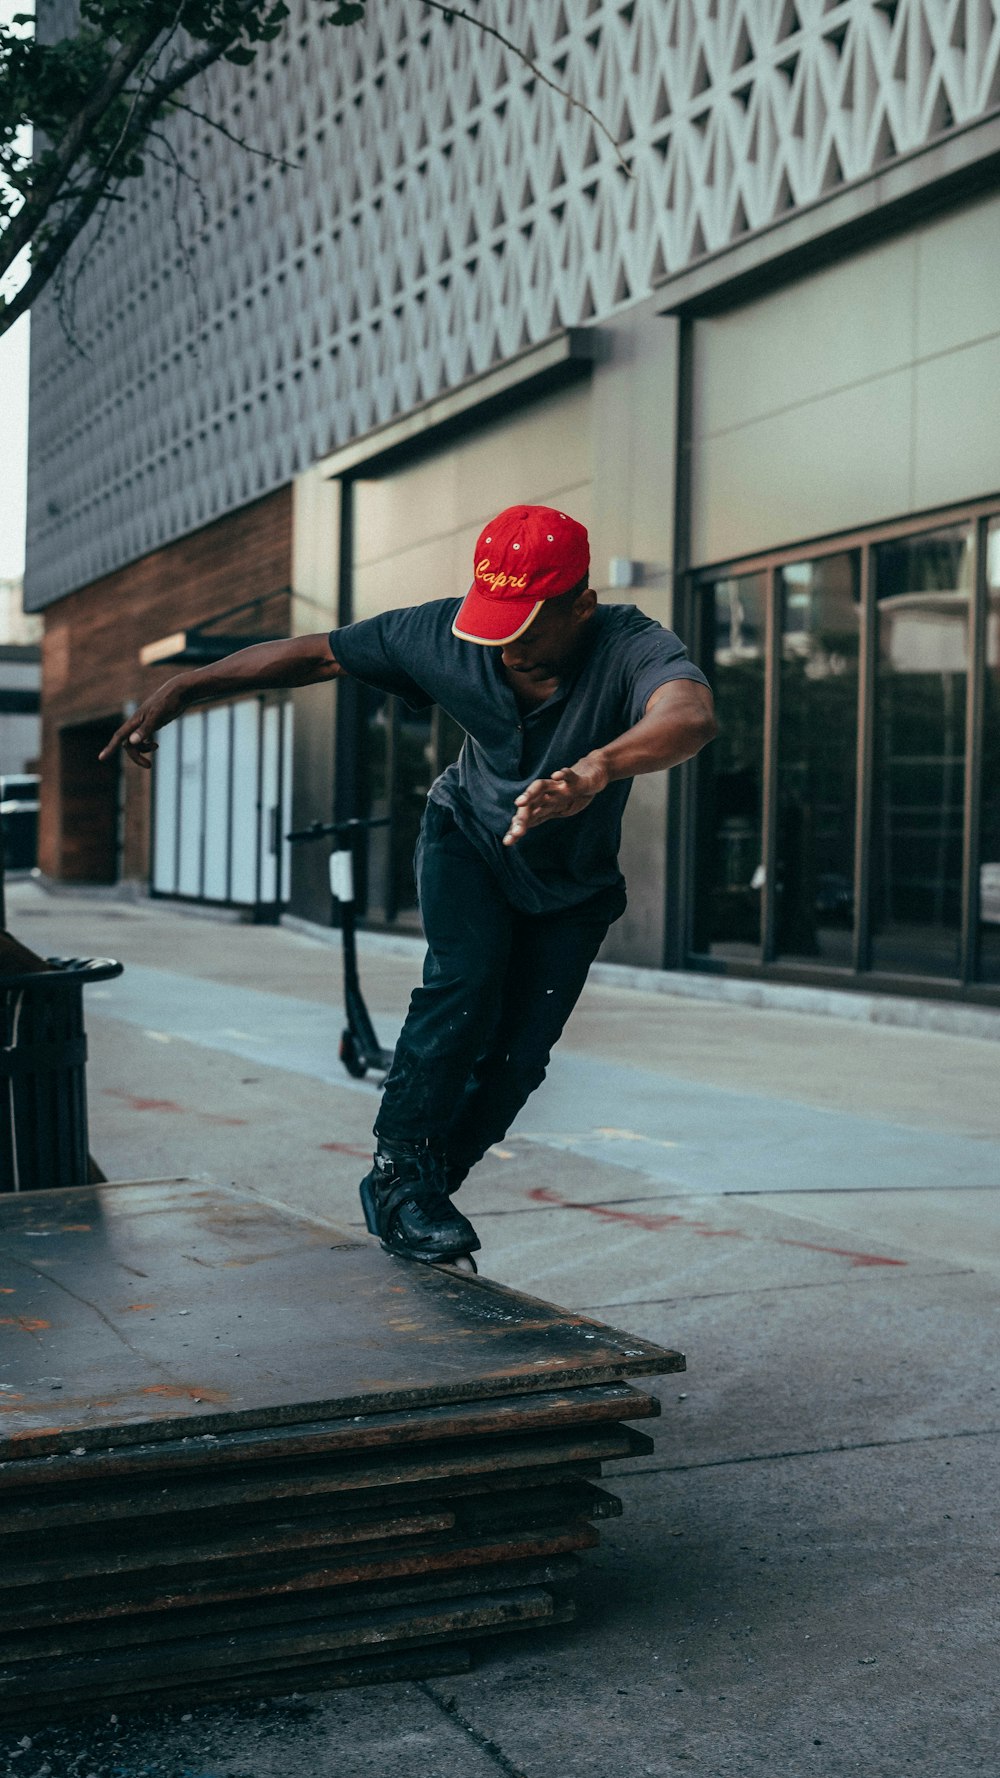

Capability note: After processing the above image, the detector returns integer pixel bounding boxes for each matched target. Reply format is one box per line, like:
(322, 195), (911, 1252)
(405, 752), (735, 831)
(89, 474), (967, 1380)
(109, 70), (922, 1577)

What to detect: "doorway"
(58, 716), (123, 883)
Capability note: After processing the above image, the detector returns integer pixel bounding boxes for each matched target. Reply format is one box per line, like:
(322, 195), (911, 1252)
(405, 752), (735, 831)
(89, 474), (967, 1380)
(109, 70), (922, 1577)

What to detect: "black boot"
(445, 1157), (472, 1197)
(359, 1137), (481, 1270)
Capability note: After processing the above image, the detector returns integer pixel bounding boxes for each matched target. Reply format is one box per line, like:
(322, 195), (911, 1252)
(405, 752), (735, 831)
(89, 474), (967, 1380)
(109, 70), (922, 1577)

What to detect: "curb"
(281, 913), (1000, 1045)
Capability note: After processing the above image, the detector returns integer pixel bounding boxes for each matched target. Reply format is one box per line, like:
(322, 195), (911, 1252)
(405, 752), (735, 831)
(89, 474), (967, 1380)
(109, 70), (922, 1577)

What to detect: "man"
(103, 504), (717, 1273)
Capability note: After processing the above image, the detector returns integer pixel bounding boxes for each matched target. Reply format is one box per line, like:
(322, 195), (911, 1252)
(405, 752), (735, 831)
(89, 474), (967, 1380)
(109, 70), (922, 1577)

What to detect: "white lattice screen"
(25, 0), (1000, 607)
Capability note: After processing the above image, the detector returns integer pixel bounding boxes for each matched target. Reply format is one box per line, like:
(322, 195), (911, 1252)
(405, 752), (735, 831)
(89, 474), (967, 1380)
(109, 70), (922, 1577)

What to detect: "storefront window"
(357, 693), (463, 928)
(776, 554), (860, 966)
(870, 526), (972, 978)
(979, 521), (1000, 982)
(691, 572), (767, 959)
(688, 508), (1000, 998)
(356, 686), (393, 917)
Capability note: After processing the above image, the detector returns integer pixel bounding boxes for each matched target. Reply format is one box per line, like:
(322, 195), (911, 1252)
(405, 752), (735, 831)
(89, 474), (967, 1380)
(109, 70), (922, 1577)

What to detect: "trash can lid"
(0, 956), (124, 990)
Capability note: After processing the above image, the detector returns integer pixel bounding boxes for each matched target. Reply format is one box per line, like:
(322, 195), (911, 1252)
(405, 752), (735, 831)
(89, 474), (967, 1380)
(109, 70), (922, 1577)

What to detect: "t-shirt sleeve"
(327, 608), (435, 711)
(621, 619), (710, 726)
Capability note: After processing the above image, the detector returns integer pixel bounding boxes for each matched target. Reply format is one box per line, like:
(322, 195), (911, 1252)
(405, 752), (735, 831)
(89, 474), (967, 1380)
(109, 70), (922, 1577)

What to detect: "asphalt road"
(4, 879), (999, 1778)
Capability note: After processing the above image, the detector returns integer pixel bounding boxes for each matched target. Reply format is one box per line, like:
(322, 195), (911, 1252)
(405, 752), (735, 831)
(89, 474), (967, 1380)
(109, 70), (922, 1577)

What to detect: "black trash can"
(0, 806), (38, 871)
(0, 957), (123, 1192)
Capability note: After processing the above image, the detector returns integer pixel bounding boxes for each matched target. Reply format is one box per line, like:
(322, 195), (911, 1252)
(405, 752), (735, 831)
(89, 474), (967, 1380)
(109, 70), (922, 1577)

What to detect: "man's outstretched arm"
(505, 678), (717, 845)
(99, 633), (343, 768)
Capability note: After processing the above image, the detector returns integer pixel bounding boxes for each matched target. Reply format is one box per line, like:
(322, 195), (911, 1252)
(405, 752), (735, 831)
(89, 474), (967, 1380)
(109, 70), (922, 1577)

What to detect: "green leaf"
(326, 2), (366, 24)
(223, 44), (257, 63)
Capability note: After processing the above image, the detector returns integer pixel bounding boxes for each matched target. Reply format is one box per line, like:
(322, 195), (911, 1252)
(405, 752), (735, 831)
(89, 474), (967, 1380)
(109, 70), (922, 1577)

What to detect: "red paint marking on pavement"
(320, 1142), (372, 1159)
(103, 1089), (246, 1126)
(529, 1184), (682, 1229)
(527, 1186), (904, 1265)
(103, 1090), (184, 1114)
(526, 1185), (744, 1237)
(0, 1317), (51, 1332)
(777, 1238), (906, 1268)
(123, 1303), (156, 1312)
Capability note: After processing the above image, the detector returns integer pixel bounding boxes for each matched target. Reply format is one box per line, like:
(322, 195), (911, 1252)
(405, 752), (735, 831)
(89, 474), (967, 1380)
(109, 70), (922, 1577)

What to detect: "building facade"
(0, 579), (41, 783)
(25, 0), (1000, 1001)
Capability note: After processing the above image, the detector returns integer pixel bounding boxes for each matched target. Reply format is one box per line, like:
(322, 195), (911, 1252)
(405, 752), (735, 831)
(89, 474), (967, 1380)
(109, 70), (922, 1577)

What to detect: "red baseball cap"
(452, 504), (590, 645)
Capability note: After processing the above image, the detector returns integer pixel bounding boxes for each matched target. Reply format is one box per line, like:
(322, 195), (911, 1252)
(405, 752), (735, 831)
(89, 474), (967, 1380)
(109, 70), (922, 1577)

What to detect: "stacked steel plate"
(0, 1179), (683, 1716)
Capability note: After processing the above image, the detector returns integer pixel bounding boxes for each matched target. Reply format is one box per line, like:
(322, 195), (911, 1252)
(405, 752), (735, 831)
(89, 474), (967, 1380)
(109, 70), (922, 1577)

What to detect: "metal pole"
(0, 807), (7, 930)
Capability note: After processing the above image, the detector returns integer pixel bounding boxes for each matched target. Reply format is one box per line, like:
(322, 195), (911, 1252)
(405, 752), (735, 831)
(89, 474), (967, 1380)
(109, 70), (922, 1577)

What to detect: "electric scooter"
(287, 816), (394, 1080)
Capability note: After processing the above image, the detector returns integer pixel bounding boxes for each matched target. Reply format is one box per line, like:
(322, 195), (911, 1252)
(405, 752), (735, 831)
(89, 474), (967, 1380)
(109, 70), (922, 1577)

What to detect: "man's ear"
(575, 586), (598, 624)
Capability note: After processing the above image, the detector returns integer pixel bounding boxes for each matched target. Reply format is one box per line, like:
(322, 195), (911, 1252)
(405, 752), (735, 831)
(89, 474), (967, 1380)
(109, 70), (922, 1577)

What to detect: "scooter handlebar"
(286, 816), (392, 843)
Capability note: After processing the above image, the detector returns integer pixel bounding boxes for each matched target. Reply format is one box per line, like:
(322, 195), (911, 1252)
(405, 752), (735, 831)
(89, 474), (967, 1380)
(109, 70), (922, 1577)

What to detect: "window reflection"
(692, 572), (767, 959)
(358, 692), (463, 929)
(870, 526), (972, 978)
(776, 554), (860, 965)
(979, 521), (1000, 982)
(357, 686), (392, 917)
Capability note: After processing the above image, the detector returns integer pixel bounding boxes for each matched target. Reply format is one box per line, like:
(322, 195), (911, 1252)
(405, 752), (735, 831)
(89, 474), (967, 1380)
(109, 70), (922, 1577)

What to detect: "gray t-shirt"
(328, 598), (708, 914)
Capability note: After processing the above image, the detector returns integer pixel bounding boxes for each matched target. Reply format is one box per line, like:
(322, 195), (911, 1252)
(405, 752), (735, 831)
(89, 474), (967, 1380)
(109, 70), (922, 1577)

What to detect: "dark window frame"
(681, 493), (1000, 1006)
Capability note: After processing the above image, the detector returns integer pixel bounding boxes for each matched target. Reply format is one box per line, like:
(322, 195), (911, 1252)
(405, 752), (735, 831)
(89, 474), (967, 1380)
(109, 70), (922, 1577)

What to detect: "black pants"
(374, 801), (626, 1174)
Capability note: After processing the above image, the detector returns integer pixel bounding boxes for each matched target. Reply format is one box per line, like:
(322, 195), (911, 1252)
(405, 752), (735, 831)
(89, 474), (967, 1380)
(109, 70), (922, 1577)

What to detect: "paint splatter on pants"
(374, 799), (626, 1175)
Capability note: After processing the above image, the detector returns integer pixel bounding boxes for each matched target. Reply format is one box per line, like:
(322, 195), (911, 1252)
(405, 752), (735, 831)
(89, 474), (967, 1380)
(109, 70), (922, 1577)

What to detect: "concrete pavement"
(4, 878), (999, 1778)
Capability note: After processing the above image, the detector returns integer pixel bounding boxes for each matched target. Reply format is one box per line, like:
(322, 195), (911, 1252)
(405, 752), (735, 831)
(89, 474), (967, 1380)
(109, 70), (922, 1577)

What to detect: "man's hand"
(502, 679), (718, 846)
(99, 680), (187, 769)
(504, 757), (610, 846)
(98, 634), (343, 768)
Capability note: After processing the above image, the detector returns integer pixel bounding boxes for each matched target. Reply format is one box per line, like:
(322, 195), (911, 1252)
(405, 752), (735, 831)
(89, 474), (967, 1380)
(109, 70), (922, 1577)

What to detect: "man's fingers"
(506, 772), (591, 844)
(101, 720), (147, 760)
(515, 777), (573, 809)
(101, 714), (161, 767)
(125, 743), (156, 768)
(98, 724), (130, 761)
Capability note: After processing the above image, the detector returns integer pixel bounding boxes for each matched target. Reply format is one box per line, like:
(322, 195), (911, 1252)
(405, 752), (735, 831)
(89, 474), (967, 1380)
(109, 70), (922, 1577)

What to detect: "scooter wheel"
(339, 1029), (368, 1079)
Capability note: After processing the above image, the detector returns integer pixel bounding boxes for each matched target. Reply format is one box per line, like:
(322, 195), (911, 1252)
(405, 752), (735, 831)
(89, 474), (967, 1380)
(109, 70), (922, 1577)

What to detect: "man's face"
(499, 588), (596, 682)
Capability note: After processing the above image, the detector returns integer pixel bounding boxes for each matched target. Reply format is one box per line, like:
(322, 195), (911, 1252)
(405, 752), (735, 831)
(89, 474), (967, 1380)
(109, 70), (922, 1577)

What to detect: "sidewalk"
(5, 879), (1000, 1778)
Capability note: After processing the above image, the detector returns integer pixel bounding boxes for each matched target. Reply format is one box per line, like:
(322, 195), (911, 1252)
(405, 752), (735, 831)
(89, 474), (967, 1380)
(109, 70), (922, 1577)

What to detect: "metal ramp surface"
(0, 1178), (684, 1716)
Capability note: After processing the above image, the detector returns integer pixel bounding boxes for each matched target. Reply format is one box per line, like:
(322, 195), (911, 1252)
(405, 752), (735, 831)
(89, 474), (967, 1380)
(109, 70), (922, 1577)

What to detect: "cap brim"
(452, 587), (544, 646)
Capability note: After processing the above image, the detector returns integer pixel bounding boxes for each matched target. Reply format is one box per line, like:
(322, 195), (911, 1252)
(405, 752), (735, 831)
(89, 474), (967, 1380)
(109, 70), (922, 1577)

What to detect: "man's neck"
(505, 671), (560, 714)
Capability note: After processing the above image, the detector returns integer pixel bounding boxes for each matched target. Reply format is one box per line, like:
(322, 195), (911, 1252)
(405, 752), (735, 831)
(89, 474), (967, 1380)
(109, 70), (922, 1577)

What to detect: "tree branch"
(420, 0), (633, 176)
(2, 164), (114, 332)
(169, 97), (302, 173)
(0, 3), (280, 329)
(0, 22), (167, 273)
(0, 0), (267, 278)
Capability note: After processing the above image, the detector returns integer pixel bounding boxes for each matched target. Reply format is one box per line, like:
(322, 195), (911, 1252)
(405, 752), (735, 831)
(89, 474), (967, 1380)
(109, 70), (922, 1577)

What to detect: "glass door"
(775, 554), (861, 966)
(688, 510), (1000, 996)
(690, 571), (768, 960)
(978, 520), (1000, 983)
(869, 526), (973, 979)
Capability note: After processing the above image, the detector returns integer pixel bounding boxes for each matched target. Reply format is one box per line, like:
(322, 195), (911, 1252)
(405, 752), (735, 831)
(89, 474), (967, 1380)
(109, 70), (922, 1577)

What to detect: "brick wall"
(40, 488), (293, 882)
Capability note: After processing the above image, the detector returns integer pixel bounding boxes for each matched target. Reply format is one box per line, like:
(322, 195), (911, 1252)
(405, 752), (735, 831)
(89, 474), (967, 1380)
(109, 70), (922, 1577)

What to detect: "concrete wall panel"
(354, 458), (460, 569)
(352, 535), (458, 622)
(289, 469), (341, 921)
(913, 334), (1000, 514)
(586, 304), (681, 966)
(691, 194), (1000, 570)
(352, 386), (595, 611)
(694, 236), (918, 441)
(915, 194), (1000, 360)
(693, 370), (914, 566)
